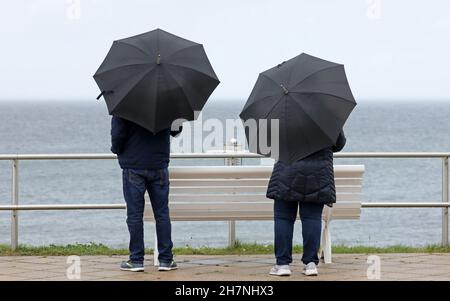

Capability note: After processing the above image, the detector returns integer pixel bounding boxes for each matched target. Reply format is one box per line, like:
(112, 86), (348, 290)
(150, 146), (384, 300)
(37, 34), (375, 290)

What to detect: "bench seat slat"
(170, 178), (363, 187)
(167, 165), (364, 179)
(170, 185), (363, 194)
(167, 193), (361, 203)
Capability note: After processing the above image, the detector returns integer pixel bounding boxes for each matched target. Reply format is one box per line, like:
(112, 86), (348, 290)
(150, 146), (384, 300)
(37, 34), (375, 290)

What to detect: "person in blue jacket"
(266, 131), (346, 276)
(111, 116), (182, 272)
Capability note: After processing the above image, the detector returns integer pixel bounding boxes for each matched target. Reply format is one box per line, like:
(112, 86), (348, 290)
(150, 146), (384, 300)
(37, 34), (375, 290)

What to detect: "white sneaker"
(302, 262), (318, 276)
(269, 265), (291, 276)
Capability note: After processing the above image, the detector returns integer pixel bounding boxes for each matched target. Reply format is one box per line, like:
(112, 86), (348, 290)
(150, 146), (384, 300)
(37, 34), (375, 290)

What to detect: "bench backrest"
(144, 165), (364, 221)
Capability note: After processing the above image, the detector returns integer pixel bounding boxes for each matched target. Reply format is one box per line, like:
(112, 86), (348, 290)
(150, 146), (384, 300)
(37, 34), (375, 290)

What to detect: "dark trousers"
(122, 168), (173, 264)
(274, 200), (324, 265)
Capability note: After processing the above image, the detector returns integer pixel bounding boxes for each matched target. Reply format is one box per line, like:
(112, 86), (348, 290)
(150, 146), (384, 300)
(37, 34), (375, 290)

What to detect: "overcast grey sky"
(1, 0), (449, 101)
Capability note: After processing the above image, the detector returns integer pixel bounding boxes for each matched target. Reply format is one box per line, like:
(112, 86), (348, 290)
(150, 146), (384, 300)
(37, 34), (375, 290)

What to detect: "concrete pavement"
(0, 253), (449, 281)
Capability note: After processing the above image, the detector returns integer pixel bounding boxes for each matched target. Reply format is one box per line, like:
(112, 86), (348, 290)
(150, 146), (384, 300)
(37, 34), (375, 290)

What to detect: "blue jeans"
(122, 168), (173, 264)
(274, 200), (324, 265)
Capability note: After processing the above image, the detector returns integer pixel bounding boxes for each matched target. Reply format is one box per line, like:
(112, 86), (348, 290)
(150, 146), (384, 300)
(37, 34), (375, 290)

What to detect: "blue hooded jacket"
(110, 116), (182, 169)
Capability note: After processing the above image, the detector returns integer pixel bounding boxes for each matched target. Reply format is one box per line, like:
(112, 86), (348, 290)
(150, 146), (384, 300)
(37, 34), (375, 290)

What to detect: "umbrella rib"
(115, 40), (150, 57)
(156, 29), (160, 54)
(151, 68), (159, 131)
(289, 96), (336, 143)
(260, 73), (286, 90)
(164, 67), (196, 111)
(262, 94), (285, 119)
(283, 96), (290, 161)
(289, 65), (342, 90)
(165, 62), (217, 80)
(109, 66), (157, 114)
(276, 95), (311, 163)
(95, 62), (154, 77)
(285, 54), (303, 86)
(165, 44), (201, 61)
(289, 91), (356, 105)
(241, 94), (283, 119)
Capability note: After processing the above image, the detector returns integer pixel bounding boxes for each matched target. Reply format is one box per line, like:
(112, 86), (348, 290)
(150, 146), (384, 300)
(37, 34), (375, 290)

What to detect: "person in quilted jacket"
(266, 131), (346, 276)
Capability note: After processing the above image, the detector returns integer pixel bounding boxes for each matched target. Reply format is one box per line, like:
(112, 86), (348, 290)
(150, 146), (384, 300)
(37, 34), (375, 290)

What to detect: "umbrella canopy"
(94, 28), (220, 133)
(239, 53), (356, 164)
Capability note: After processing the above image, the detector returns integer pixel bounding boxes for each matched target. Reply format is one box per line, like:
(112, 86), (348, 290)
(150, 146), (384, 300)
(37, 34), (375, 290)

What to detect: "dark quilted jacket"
(266, 131), (346, 204)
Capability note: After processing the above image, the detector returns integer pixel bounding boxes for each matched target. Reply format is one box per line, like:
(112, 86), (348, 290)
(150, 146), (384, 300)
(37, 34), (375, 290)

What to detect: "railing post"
(228, 220), (236, 247)
(11, 159), (19, 250)
(442, 157), (449, 245)
(225, 138), (240, 247)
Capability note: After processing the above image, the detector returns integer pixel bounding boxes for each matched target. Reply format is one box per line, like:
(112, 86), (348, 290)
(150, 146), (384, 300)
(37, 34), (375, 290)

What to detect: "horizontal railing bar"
(0, 152), (449, 161)
(335, 152), (450, 158)
(0, 154), (117, 160)
(0, 204), (126, 210)
(0, 202), (450, 211)
(361, 202), (450, 208)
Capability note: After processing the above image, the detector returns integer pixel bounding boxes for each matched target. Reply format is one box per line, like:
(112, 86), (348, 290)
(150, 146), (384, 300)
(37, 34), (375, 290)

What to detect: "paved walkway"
(0, 253), (449, 281)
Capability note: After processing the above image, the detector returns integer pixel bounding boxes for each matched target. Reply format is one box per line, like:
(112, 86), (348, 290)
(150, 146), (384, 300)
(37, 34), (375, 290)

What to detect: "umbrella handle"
(96, 90), (114, 100)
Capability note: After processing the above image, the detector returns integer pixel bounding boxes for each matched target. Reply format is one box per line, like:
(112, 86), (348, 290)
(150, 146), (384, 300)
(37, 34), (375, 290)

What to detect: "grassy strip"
(1, 241), (449, 256)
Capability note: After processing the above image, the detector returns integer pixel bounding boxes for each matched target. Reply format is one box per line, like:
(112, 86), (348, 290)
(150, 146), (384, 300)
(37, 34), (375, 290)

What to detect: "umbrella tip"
(280, 84), (289, 95)
(277, 61), (286, 68)
(156, 54), (161, 65)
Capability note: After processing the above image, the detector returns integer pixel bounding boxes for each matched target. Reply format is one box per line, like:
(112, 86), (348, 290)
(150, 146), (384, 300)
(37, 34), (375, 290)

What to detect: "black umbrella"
(239, 53), (356, 164)
(94, 28), (220, 133)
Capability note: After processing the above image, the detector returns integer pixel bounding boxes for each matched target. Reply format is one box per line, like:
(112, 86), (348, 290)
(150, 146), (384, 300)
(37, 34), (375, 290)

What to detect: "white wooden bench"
(144, 164), (364, 265)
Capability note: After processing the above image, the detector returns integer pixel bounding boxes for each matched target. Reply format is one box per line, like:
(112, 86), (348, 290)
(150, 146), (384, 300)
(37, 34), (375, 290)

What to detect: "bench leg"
(317, 223), (325, 260)
(153, 223), (159, 266)
(321, 220), (332, 264)
(319, 207), (333, 264)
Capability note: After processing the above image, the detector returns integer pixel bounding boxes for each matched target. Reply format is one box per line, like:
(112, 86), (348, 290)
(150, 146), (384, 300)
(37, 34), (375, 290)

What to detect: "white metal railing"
(0, 152), (449, 250)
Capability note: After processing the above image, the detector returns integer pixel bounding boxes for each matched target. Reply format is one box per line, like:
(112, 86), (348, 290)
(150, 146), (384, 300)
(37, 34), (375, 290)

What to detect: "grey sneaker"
(269, 265), (291, 276)
(158, 260), (178, 271)
(302, 262), (318, 276)
(120, 260), (144, 272)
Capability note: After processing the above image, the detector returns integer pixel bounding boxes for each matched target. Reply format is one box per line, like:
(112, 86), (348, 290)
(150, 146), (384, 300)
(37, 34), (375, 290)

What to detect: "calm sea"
(0, 99), (449, 248)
